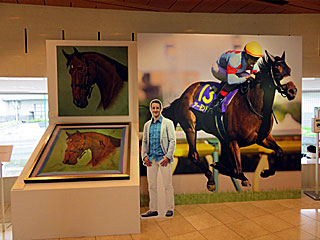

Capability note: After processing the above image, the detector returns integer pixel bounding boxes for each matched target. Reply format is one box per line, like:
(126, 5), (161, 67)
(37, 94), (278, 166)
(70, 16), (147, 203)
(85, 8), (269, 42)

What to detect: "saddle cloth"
(190, 82), (238, 113)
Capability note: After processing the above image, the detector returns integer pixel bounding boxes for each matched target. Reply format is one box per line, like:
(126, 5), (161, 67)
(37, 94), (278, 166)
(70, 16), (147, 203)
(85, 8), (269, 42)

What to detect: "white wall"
(0, 3), (320, 78)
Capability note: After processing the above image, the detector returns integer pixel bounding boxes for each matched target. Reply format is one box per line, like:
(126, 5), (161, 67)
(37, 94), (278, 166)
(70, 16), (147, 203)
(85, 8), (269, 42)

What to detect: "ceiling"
(1, 0), (320, 14)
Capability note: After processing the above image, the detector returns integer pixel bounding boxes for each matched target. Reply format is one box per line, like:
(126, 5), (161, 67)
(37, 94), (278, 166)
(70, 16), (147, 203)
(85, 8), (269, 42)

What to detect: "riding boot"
(205, 89), (229, 114)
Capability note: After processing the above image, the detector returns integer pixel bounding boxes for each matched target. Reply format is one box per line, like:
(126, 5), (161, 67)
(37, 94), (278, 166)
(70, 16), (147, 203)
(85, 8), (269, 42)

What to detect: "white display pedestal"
(11, 124), (140, 240)
(0, 145), (13, 233)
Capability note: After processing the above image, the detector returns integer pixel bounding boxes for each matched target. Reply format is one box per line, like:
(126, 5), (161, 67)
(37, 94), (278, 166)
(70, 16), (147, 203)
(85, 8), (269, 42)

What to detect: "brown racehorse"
(63, 131), (121, 167)
(162, 51), (297, 191)
(62, 48), (128, 110)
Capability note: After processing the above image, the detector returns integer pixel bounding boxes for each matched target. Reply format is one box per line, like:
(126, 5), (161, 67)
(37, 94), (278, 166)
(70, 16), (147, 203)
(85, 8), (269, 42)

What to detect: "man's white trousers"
(147, 160), (174, 212)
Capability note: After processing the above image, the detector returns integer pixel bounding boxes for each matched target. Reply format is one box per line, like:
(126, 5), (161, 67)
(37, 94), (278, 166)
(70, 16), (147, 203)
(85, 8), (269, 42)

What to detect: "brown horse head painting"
(62, 47), (128, 110)
(161, 50), (297, 191)
(63, 130), (121, 167)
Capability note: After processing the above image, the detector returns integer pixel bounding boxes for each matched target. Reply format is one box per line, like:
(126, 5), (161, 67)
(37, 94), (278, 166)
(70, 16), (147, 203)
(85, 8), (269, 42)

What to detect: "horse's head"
(63, 130), (86, 165)
(263, 50), (297, 100)
(62, 48), (96, 108)
(265, 50), (291, 83)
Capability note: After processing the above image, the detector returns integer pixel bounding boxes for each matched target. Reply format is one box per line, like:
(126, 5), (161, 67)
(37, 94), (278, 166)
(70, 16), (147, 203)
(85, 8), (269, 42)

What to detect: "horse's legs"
(178, 99), (215, 191)
(257, 134), (283, 178)
(228, 140), (250, 186)
(182, 126), (215, 191)
(211, 142), (249, 186)
(212, 142), (234, 177)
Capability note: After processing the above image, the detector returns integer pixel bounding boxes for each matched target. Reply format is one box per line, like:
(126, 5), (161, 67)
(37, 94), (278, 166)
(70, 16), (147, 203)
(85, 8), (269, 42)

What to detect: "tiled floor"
(3, 194), (320, 240)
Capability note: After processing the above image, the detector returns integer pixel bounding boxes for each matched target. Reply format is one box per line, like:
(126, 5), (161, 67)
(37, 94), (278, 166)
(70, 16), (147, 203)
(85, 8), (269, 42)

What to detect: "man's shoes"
(141, 211), (158, 218)
(165, 210), (174, 217)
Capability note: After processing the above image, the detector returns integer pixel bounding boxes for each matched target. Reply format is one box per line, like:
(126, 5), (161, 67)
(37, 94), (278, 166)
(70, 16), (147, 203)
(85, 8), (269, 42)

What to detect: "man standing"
(141, 99), (176, 218)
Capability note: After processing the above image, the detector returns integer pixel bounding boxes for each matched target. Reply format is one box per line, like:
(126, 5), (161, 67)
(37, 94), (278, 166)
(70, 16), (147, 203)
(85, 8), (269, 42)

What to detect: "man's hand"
(143, 156), (152, 167)
(160, 156), (170, 167)
(245, 73), (256, 80)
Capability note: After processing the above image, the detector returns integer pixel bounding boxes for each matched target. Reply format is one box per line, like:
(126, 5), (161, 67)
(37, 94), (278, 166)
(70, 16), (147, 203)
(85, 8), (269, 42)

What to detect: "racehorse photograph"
(161, 50), (297, 191)
(138, 33), (301, 197)
(24, 123), (130, 183)
(56, 45), (129, 116)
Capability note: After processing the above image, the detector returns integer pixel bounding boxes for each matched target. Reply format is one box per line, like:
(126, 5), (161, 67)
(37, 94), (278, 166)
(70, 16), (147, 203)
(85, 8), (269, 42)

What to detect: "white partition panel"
(11, 41), (140, 239)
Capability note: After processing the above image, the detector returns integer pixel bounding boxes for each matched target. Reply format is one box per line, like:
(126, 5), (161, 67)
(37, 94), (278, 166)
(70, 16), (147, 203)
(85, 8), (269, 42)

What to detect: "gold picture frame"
(25, 123), (130, 183)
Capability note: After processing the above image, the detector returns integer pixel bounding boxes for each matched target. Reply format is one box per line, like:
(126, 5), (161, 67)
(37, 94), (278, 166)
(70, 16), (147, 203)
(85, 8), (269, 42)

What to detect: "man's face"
(151, 102), (161, 119)
(245, 53), (259, 67)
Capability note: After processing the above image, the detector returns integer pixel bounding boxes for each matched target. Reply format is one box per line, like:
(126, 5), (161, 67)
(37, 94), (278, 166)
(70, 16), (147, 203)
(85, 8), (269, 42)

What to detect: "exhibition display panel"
(11, 40), (140, 240)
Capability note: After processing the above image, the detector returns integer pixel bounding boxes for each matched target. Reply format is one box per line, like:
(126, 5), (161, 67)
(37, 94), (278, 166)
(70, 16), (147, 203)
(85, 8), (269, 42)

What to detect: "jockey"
(206, 41), (263, 114)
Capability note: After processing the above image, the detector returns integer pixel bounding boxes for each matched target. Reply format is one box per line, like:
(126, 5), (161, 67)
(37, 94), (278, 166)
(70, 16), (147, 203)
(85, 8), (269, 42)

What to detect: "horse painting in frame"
(24, 123), (130, 183)
(54, 42), (132, 117)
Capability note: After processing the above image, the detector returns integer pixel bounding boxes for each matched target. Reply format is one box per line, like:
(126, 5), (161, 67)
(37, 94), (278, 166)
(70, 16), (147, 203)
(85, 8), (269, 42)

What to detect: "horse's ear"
(76, 130), (81, 135)
(62, 49), (71, 61)
(73, 47), (80, 56)
(281, 51), (286, 60)
(66, 131), (71, 138)
(265, 50), (275, 63)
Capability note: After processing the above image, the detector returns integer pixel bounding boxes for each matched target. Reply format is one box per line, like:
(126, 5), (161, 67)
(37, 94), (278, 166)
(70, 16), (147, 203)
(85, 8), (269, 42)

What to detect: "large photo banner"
(138, 33), (301, 195)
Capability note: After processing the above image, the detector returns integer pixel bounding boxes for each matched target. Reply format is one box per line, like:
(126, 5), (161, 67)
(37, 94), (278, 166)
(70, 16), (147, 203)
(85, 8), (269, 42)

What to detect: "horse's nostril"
(288, 89), (295, 95)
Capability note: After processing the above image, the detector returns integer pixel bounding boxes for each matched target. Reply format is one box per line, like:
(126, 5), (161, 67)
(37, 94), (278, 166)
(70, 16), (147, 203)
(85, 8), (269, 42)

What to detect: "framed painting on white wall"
(46, 40), (137, 123)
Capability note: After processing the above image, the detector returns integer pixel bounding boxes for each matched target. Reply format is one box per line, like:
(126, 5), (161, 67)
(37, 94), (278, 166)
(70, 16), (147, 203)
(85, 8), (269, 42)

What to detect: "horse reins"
(71, 57), (94, 98)
(66, 134), (87, 159)
(270, 62), (287, 98)
(245, 62), (287, 120)
(246, 88), (263, 119)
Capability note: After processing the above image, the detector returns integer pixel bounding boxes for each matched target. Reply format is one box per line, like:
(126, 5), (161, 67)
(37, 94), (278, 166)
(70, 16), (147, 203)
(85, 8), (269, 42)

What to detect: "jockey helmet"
(244, 41), (263, 58)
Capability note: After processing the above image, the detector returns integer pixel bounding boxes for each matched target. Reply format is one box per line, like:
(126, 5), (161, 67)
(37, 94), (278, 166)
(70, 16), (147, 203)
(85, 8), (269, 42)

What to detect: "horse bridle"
(66, 135), (87, 159)
(246, 61), (287, 119)
(70, 57), (94, 99)
(269, 61), (288, 98)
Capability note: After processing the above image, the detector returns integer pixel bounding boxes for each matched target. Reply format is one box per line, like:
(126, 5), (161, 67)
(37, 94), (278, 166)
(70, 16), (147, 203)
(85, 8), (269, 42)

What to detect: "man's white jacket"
(141, 116), (176, 163)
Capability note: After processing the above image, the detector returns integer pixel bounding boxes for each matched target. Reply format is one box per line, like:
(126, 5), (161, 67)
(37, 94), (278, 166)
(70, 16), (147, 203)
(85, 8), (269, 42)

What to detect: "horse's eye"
(77, 67), (83, 71)
(274, 65), (282, 73)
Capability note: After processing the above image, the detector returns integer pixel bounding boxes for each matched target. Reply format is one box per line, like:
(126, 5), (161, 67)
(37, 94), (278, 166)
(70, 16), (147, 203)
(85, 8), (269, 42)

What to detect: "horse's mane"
(66, 50), (128, 82)
(93, 52), (128, 82)
(257, 56), (270, 76)
(67, 131), (121, 147)
(162, 99), (180, 128)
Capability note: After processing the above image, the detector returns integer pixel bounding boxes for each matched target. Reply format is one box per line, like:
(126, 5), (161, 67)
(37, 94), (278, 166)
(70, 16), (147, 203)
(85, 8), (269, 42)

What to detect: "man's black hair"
(307, 145), (316, 154)
(149, 99), (163, 109)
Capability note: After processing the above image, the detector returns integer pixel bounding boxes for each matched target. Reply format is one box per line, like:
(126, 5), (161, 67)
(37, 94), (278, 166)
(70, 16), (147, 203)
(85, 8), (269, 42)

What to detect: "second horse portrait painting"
(25, 123), (130, 183)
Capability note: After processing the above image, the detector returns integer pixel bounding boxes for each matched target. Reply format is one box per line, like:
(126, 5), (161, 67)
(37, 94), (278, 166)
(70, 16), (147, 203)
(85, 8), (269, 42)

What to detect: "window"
(0, 77), (48, 177)
(301, 78), (320, 153)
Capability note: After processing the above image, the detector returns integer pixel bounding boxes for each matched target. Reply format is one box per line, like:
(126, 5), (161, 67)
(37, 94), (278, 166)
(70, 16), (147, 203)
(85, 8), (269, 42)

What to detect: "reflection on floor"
(2, 194), (320, 240)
